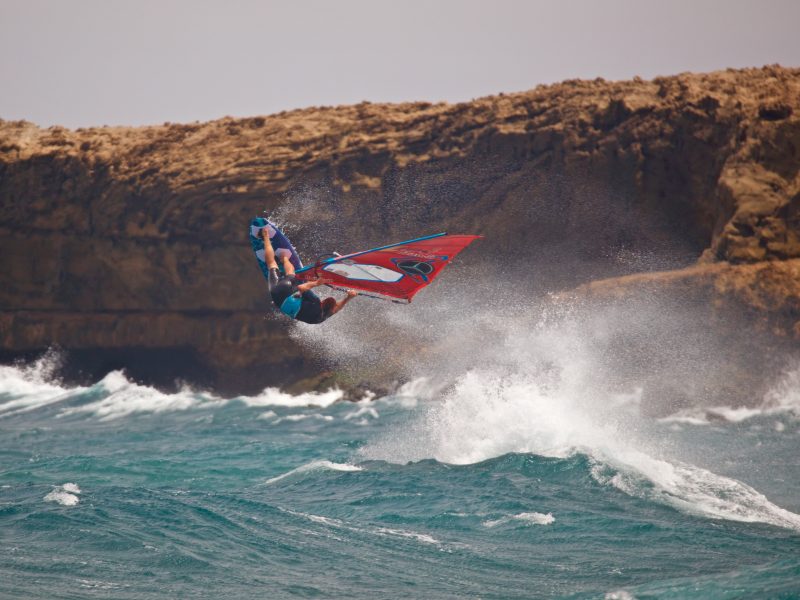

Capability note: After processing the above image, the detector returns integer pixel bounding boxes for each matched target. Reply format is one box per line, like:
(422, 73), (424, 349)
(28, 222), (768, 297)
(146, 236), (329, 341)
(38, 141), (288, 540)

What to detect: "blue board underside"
(249, 217), (304, 282)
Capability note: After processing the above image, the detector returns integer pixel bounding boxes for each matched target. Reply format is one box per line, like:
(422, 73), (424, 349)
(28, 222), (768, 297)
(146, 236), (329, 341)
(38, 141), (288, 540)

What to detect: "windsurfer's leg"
(280, 254), (295, 276)
(261, 228), (279, 270)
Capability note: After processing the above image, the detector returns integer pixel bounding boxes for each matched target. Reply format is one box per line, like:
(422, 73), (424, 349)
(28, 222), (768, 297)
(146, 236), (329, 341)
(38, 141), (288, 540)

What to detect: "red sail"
(296, 233), (481, 302)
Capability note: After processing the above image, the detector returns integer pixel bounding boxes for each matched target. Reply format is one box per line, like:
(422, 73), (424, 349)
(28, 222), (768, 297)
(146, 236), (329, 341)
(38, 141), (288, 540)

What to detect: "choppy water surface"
(1, 354), (799, 599)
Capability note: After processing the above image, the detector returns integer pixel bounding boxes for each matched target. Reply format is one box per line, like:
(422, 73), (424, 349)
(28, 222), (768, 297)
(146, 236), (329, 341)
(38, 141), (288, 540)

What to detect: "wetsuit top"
(268, 270), (326, 324)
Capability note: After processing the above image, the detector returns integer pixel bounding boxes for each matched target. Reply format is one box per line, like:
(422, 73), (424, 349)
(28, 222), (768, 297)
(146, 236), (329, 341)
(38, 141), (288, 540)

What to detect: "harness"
(279, 293), (303, 319)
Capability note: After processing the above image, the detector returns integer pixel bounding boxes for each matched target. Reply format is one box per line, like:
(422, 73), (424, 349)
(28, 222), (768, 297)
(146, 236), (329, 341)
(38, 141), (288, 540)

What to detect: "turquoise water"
(1, 356), (799, 599)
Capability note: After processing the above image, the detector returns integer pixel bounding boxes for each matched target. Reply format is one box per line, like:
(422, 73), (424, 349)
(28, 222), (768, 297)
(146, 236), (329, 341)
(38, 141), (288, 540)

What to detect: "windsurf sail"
(295, 233), (481, 302)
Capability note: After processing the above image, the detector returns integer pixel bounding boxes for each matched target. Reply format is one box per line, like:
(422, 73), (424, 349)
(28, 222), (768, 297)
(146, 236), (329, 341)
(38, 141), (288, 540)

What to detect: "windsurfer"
(260, 227), (357, 323)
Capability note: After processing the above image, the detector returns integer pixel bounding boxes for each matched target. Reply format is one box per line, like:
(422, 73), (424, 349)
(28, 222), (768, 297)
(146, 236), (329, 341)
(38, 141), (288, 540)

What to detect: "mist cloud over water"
(288, 243), (800, 530)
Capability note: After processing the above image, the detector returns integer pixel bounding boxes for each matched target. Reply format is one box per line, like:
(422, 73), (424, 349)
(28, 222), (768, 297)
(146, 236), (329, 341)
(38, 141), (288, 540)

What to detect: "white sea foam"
(78, 579), (125, 591)
(659, 406), (765, 425)
(61, 482), (81, 494)
(658, 412), (713, 426)
(1, 351), (351, 420)
(0, 353), (86, 418)
(271, 413), (335, 424)
(43, 491), (79, 506)
(344, 405), (380, 420)
(265, 460), (363, 484)
(44, 483), (81, 506)
(708, 406), (766, 422)
(0, 359), (347, 420)
(236, 387), (344, 409)
(375, 527), (440, 545)
(302, 512), (345, 528)
(279, 507), (441, 546)
(59, 371), (225, 420)
(483, 512), (555, 528)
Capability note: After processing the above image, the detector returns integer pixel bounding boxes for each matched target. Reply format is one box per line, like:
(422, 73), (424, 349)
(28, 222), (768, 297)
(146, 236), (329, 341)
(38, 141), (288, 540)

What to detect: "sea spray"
(0, 351), (84, 418)
(292, 274), (800, 531)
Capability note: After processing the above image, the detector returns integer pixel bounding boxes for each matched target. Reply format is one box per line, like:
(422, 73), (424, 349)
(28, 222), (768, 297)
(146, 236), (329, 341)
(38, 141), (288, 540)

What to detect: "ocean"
(2, 294), (800, 599)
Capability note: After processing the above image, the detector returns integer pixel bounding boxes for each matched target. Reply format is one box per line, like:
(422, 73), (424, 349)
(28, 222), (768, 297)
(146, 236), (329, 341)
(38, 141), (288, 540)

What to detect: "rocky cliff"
(1, 65), (798, 395)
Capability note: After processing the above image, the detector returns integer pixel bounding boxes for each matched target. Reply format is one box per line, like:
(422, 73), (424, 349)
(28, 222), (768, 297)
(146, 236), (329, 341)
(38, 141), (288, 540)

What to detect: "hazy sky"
(2, 0), (798, 128)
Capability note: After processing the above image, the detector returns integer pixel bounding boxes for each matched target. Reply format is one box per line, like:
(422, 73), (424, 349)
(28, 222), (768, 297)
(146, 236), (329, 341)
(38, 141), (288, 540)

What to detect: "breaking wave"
(0, 354), (347, 421)
(361, 369), (800, 531)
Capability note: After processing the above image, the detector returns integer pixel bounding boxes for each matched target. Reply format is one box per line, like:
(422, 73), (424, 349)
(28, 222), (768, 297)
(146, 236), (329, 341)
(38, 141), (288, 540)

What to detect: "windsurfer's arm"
(296, 277), (329, 293)
(327, 290), (358, 316)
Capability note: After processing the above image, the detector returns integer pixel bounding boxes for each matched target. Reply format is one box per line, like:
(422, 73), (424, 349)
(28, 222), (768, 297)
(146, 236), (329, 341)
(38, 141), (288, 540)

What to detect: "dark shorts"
(296, 295), (324, 324)
(268, 271), (327, 324)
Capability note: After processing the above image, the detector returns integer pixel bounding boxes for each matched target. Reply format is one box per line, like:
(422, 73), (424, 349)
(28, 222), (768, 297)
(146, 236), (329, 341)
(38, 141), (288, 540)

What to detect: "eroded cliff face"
(1, 66), (798, 395)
